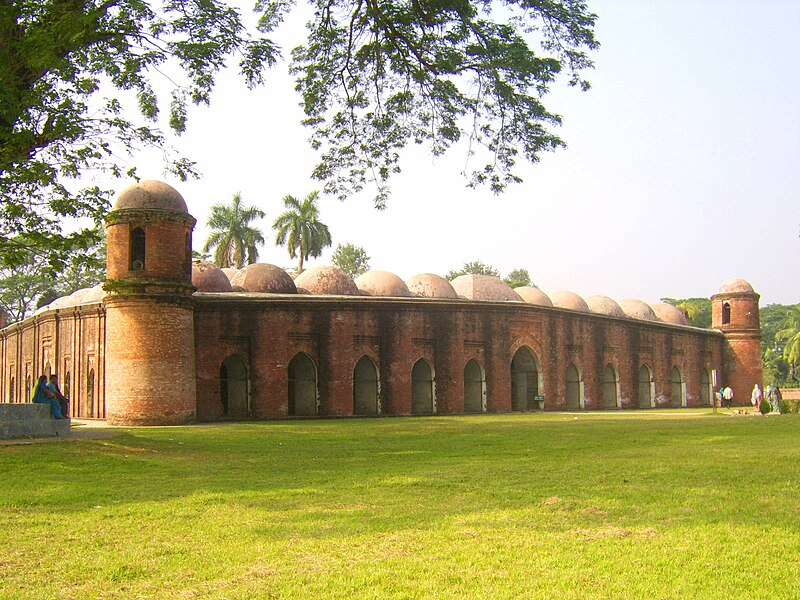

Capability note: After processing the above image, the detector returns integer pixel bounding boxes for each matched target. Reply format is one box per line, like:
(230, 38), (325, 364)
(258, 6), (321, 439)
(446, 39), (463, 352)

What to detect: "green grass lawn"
(1, 411), (798, 599)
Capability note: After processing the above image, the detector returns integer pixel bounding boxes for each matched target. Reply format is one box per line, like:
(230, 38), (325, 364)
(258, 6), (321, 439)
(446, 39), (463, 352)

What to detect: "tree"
(661, 298), (712, 329)
(0, 253), (54, 323)
(761, 304), (795, 385)
(294, 1), (598, 207)
(504, 268), (534, 289)
(203, 193), (266, 269)
(445, 261), (500, 281)
(1, 0), (278, 269)
(273, 191), (332, 273)
(775, 305), (800, 382)
(332, 243), (371, 278)
(1, 231), (107, 323)
(2, 1), (598, 264)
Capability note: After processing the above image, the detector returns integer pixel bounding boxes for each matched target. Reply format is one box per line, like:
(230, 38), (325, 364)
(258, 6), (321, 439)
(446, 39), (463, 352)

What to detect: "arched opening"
(44, 362), (51, 376)
(64, 372), (71, 400)
(511, 346), (542, 411)
(670, 366), (685, 408)
(463, 359), (486, 413)
(638, 365), (654, 409)
(353, 356), (380, 415)
(602, 364), (619, 409)
(220, 355), (250, 418)
(700, 369), (712, 407)
(130, 226), (146, 271)
(25, 375), (31, 402)
(288, 353), (318, 416)
(565, 363), (583, 410)
(722, 302), (731, 325)
(412, 359), (435, 415)
(9, 377), (14, 403)
(85, 369), (95, 417)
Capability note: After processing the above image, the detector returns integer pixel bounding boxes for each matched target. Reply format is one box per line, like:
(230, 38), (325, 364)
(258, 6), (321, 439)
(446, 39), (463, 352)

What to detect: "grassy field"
(1, 411), (799, 599)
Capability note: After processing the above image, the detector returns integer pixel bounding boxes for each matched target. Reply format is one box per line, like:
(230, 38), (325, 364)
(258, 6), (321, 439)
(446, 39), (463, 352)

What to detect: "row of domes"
(31, 259), (752, 329)
(192, 262), (701, 326)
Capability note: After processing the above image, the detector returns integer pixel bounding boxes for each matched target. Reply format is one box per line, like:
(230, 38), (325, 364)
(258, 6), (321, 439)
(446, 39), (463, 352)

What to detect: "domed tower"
(103, 180), (197, 425)
(711, 278), (762, 405)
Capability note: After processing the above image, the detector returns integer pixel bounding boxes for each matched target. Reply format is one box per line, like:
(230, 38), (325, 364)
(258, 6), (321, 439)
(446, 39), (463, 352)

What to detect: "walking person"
(722, 386), (734, 408)
(751, 384), (762, 412)
(31, 375), (66, 419)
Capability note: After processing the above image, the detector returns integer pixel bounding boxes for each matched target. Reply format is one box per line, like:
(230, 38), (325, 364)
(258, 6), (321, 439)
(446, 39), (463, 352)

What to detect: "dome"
(230, 263), (297, 294)
(549, 291), (589, 312)
(514, 286), (553, 307)
(650, 302), (689, 326)
(113, 180), (188, 213)
(46, 296), (68, 311)
(718, 277), (755, 294)
(81, 284), (106, 303)
(62, 288), (88, 307)
(294, 266), (360, 296)
(450, 274), (522, 302)
(619, 299), (659, 321)
(192, 260), (233, 292)
(586, 295), (625, 318)
(406, 273), (458, 299)
(355, 270), (411, 297)
(51, 286), (96, 308)
(221, 268), (239, 282)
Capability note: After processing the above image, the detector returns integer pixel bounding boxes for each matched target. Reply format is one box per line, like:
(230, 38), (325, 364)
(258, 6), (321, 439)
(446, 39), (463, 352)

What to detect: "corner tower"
(711, 277), (762, 405)
(103, 180), (197, 425)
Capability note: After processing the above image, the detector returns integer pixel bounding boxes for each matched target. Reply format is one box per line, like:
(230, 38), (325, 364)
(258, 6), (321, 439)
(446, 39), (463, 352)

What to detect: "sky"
(118, 0), (800, 306)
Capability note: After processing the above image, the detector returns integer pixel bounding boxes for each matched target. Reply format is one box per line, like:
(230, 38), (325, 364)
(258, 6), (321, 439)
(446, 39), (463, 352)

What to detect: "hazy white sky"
(121, 0), (800, 305)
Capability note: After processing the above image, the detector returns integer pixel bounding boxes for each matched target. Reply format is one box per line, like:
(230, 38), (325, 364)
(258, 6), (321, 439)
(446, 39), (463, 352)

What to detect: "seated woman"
(31, 375), (66, 419)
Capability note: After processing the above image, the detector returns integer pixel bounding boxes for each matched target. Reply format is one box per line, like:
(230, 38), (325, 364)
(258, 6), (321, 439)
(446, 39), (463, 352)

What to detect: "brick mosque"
(0, 181), (763, 425)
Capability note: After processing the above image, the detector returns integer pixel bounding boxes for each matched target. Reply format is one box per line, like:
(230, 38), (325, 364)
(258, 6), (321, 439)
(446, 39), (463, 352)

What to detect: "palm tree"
(776, 305), (800, 380)
(272, 191), (332, 273)
(203, 193), (266, 268)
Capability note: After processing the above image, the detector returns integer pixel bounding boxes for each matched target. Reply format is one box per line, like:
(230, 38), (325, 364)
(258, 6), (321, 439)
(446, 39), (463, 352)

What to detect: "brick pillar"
(485, 310), (512, 412)
(433, 307), (462, 414)
(319, 309), (354, 416)
(711, 279), (762, 406)
(103, 181), (197, 425)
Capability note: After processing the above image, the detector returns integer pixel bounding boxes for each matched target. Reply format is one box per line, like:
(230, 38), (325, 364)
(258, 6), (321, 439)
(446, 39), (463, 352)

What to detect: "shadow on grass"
(2, 413), (798, 539)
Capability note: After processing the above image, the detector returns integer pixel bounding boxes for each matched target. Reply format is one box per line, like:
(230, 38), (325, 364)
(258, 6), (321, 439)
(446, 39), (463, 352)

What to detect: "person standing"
(773, 386), (783, 414)
(47, 374), (69, 418)
(751, 384), (762, 412)
(31, 375), (65, 419)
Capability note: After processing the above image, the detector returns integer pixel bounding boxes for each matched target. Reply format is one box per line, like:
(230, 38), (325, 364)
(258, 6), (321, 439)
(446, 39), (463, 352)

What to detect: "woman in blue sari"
(31, 375), (65, 419)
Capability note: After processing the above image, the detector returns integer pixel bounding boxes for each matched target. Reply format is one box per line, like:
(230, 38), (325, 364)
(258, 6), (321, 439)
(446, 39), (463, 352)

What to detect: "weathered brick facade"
(0, 181), (763, 424)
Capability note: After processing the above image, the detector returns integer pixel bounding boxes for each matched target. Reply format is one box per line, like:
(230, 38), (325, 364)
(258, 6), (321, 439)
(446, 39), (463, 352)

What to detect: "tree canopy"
(331, 243), (371, 278)
(0, 0), (277, 268)
(1, 0), (598, 265)
(773, 305), (800, 384)
(503, 268), (534, 289)
(203, 193), (266, 268)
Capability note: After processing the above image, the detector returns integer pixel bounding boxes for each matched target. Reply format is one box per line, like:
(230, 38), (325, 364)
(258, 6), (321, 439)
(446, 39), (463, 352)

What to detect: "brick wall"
(193, 295), (726, 420)
(1, 292), (740, 424)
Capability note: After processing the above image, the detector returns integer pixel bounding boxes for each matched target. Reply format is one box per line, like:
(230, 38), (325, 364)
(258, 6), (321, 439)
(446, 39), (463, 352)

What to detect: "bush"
(779, 399), (800, 414)
(761, 399), (771, 415)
